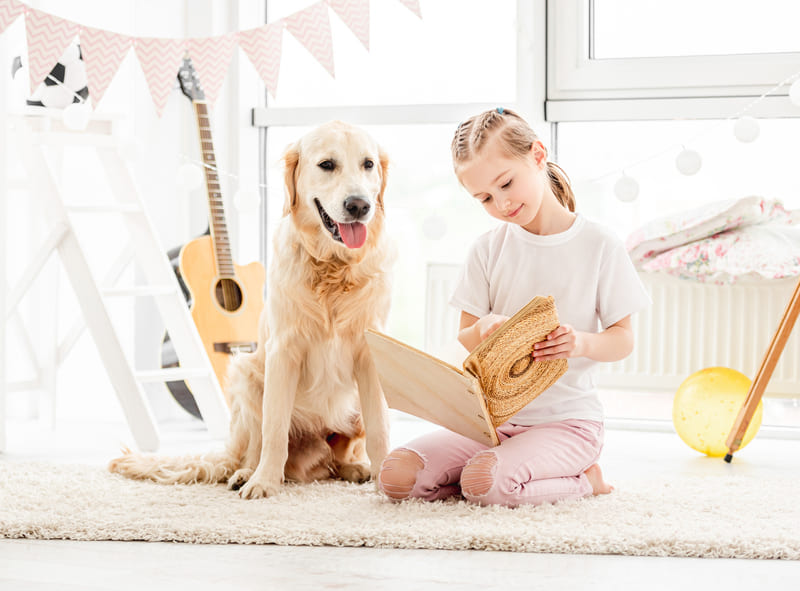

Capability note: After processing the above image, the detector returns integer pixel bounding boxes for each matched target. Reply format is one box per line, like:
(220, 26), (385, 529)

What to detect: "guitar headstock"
(177, 57), (206, 102)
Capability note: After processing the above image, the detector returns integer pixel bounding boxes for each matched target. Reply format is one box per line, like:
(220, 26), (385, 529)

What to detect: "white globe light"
(177, 163), (205, 191)
(62, 101), (91, 131)
(676, 149), (702, 176)
(614, 174), (639, 202)
(233, 189), (260, 213)
(421, 214), (447, 240)
(789, 79), (800, 107)
(733, 116), (759, 143)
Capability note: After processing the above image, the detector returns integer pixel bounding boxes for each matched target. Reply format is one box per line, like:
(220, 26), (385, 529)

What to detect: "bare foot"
(584, 464), (614, 496)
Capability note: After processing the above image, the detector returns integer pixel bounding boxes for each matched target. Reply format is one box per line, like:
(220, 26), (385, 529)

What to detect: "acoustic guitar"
(161, 58), (265, 417)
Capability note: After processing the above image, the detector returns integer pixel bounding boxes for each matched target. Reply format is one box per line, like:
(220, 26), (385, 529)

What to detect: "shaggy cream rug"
(0, 462), (797, 559)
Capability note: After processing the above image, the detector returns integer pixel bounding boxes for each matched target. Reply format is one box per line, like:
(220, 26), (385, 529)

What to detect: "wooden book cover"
(365, 296), (568, 446)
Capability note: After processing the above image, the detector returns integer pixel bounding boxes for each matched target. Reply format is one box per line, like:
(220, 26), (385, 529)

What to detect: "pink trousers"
(378, 419), (604, 507)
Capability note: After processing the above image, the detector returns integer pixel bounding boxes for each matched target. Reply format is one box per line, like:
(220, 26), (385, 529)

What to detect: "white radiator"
(425, 263), (800, 396)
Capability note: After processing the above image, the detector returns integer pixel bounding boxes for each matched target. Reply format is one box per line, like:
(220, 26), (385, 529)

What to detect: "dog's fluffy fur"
(109, 121), (394, 499)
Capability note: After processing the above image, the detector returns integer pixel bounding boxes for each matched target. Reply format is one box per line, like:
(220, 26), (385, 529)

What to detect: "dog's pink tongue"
(338, 222), (367, 248)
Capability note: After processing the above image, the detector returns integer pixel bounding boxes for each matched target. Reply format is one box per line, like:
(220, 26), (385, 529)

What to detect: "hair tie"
(496, 107), (505, 114)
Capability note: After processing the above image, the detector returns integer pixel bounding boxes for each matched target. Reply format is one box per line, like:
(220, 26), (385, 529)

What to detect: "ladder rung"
(66, 203), (142, 214)
(102, 285), (177, 297)
(135, 368), (212, 383)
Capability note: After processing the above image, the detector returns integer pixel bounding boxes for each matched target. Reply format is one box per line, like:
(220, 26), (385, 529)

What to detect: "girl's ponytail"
(546, 162), (575, 212)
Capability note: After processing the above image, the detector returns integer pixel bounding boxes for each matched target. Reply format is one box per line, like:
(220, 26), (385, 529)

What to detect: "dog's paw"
(238, 478), (281, 500)
(338, 462), (371, 484)
(227, 468), (254, 491)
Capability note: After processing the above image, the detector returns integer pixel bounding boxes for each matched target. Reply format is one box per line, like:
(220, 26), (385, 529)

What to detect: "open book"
(365, 296), (568, 446)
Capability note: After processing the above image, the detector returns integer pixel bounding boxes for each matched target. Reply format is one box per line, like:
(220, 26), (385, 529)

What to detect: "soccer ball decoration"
(12, 43), (89, 109)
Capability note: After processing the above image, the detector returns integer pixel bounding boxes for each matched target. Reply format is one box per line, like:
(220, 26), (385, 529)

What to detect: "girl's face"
(457, 136), (549, 231)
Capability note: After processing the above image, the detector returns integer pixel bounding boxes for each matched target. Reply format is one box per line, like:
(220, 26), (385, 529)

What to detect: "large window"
(265, 0), (517, 107)
(547, 1), (800, 432)
(254, 1), (800, 433)
(547, 0), (800, 246)
(258, 0), (525, 348)
(548, 0), (800, 120)
(593, 0), (800, 59)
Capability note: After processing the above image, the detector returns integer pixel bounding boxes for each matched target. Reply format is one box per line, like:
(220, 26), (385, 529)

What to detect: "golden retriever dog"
(109, 121), (394, 499)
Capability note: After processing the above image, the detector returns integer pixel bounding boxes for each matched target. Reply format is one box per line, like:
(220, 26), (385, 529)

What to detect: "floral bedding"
(626, 197), (800, 284)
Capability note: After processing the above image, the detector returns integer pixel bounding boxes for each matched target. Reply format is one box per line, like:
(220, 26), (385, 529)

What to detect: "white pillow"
(640, 223), (800, 284)
(626, 196), (790, 264)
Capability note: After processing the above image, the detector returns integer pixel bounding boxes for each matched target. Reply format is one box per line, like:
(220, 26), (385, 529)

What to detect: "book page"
(365, 330), (498, 446)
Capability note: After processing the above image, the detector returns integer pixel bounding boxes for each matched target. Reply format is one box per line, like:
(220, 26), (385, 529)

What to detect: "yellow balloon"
(672, 367), (763, 457)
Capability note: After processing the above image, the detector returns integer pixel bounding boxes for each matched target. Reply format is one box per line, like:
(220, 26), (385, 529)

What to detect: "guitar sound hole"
(215, 278), (243, 312)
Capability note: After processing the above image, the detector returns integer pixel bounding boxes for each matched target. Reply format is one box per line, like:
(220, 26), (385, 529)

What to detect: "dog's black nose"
(344, 196), (371, 219)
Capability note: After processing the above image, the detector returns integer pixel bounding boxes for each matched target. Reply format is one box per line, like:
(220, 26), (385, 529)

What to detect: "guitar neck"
(194, 100), (234, 278)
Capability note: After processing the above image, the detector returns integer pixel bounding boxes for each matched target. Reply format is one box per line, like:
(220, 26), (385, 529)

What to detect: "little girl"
(378, 108), (650, 507)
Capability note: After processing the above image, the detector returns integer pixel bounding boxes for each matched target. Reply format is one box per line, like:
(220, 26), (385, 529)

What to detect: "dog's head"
(282, 121), (389, 260)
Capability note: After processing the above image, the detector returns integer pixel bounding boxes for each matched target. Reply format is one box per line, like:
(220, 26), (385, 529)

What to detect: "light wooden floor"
(2, 414), (800, 590)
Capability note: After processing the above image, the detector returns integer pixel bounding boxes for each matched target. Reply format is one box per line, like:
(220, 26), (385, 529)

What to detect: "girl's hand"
(532, 324), (585, 360)
(475, 314), (509, 343)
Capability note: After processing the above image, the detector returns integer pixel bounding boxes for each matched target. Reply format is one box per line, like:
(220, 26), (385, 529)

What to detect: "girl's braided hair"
(451, 108), (575, 212)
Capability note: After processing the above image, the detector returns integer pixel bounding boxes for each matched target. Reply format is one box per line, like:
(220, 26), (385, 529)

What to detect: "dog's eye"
(363, 159), (374, 170)
(318, 160), (336, 171)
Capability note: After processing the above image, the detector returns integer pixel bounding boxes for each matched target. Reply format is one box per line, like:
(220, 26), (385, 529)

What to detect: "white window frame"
(546, 0), (800, 121)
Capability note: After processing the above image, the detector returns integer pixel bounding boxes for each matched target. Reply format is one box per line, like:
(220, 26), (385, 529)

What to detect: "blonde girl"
(378, 108), (649, 507)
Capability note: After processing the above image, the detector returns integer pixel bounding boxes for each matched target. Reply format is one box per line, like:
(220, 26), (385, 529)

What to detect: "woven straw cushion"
(463, 296), (568, 428)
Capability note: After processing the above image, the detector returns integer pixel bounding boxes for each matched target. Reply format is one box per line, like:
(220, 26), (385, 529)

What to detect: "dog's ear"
(282, 144), (301, 216)
(377, 148), (390, 208)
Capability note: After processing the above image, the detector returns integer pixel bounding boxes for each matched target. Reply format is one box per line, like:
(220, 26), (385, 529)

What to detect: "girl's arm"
(457, 311), (509, 353)
(532, 315), (634, 363)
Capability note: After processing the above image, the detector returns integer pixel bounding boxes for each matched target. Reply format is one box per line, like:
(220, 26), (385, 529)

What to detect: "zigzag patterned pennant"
(286, 1), (335, 78)
(396, 0), (422, 18)
(328, 0), (369, 51)
(25, 8), (80, 92)
(80, 26), (132, 108)
(134, 37), (187, 117)
(187, 32), (237, 108)
(0, 0), (24, 35)
(238, 22), (283, 99)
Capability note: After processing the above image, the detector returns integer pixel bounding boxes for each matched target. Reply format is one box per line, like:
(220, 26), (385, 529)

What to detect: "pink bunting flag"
(134, 37), (187, 117)
(239, 22), (283, 99)
(187, 33), (237, 108)
(397, 0), (422, 18)
(0, 0), (24, 35)
(80, 26), (132, 108)
(25, 8), (80, 92)
(328, 0), (370, 51)
(286, 1), (335, 78)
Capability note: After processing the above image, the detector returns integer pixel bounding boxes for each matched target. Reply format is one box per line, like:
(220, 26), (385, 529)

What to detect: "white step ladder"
(3, 113), (230, 452)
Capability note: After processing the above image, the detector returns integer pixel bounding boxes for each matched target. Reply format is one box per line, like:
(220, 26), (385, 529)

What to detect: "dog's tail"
(108, 448), (238, 485)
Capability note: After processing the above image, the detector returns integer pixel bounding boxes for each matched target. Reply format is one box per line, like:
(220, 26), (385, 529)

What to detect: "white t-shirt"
(450, 214), (650, 425)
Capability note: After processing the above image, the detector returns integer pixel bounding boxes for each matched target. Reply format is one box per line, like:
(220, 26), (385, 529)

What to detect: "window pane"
(266, 0), (517, 106)
(265, 124), (496, 348)
(556, 118), (800, 239)
(593, 0), (800, 58)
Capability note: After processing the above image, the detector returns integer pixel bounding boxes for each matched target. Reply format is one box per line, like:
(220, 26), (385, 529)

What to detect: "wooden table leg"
(725, 275), (800, 462)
